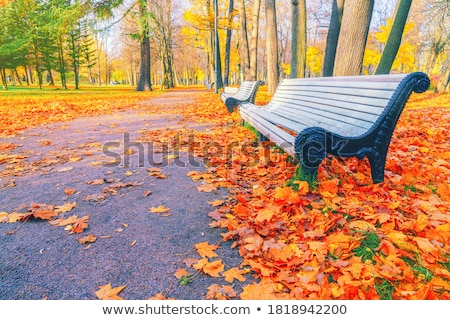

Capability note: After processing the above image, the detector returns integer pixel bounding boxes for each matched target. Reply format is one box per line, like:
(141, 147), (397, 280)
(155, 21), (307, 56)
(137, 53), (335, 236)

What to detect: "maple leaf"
(149, 206), (170, 214)
(72, 215), (89, 233)
(54, 202), (77, 213)
(195, 242), (219, 258)
(95, 283), (126, 300)
(240, 283), (279, 300)
(254, 207), (275, 223)
(174, 268), (189, 280)
(202, 259), (224, 277)
(49, 215), (79, 226)
(222, 267), (246, 283)
(206, 284), (237, 300)
(32, 210), (59, 220)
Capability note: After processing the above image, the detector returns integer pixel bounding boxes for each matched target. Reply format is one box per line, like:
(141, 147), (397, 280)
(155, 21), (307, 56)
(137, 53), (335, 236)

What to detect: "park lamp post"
(214, 0), (219, 94)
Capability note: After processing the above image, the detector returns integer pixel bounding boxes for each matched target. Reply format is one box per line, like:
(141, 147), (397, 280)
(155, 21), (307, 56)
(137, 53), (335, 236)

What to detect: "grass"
(287, 165), (319, 190)
(352, 232), (380, 264)
(375, 278), (395, 300)
(402, 255), (434, 282)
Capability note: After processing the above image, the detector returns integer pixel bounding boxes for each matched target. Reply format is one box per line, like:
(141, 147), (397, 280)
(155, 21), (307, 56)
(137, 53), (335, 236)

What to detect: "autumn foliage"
(143, 90), (450, 300)
(1, 87), (449, 300)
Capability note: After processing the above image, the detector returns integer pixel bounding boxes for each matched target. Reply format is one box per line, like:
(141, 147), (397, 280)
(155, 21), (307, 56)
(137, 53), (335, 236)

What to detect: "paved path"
(0, 90), (248, 299)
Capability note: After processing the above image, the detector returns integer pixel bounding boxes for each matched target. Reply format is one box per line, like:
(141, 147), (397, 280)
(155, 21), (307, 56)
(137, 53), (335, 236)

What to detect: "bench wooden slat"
(238, 72), (430, 184)
(273, 91), (392, 109)
(275, 86), (396, 100)
(240, 107), (296, 155)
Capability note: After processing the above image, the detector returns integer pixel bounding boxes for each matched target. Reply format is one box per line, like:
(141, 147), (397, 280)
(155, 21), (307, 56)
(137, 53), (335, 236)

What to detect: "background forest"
(0, 0), (449, 93)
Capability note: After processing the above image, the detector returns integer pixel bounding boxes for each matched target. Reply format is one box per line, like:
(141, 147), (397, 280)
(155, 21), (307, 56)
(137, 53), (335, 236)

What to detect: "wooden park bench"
(221, 80), (262, 112)
(238, 72), (430, 183)
(205, 82), (214, 90)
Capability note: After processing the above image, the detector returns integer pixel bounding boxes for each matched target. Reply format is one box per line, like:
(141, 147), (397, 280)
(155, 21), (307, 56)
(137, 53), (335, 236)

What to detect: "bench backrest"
(264, 72), (429, 137)
(233, 81), (262, 101)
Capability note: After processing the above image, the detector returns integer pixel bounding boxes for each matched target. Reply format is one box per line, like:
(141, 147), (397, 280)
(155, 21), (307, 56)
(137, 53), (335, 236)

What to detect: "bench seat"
(238, 72), (430, 183)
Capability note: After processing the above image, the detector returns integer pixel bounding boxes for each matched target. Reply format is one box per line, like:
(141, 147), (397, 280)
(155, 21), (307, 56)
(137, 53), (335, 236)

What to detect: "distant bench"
(205, 82), (214, 90)
(238, 72), (430, 183)
(221, 80), (262, 112)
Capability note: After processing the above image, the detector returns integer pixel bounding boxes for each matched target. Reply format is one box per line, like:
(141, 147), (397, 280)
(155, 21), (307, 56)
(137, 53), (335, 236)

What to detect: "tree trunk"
(323, 0), (345, 77)
(58, 35), (67, 89)
(265, 0), (279, 95)
(213, 0), (223, 90)
(333, 0), (374, 76)
(1, 68), (8, 90)
(375, 0), (413, 74)
(237, 0), (251, 81)
(136, 0), (152, 91)
(290, 0), (307, 78)
(249, 0), (261, 81)
(436, 58), (450, 93)
(224, 0), (234, 86)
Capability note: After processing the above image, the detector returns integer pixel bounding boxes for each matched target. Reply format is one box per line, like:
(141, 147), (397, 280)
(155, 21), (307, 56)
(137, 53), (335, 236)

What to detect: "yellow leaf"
(149, 206), (170, 213)
(195, 242), (219, 258)
(95, 283), (126, 300)
(55, 202), (77, 213)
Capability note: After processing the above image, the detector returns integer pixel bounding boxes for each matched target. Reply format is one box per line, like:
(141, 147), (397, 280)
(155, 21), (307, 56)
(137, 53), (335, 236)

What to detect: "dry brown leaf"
(78, 233), (97, 244)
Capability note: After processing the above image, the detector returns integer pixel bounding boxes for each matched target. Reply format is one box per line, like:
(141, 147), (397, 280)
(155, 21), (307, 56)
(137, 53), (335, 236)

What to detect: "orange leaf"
(222, 267), (246, 283)
(95, 283), (126, 300)
(195, 242), (219, 258)
(202, 259), (224, 277)
(64, 188), (75, 195)
(206, 284), (237, 300)
(174, 268), (189, 280)
(72, 215), (89, 233)
(32, 210), (59, 220)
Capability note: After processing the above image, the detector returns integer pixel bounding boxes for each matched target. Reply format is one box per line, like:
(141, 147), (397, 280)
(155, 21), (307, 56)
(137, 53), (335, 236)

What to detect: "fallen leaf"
(195, 242), (219, 258)
(64, 188), (75, 195)
(174, 268), (189, 280)
(208, 199), (224, 207)
(32, 210), (58, 220)
(58, 166), (74, 173)
(78, 234), (97, 244)
(143, 190), (153, 198)
(95, 283), (126, 300)
(72, 216), (89, 233)
(196, 184), (217, 192)
(149, 206), (170, 214)
(55, 202), (77, 213)
(222, 267), (246, 283)
(206, 284), (237, 300)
